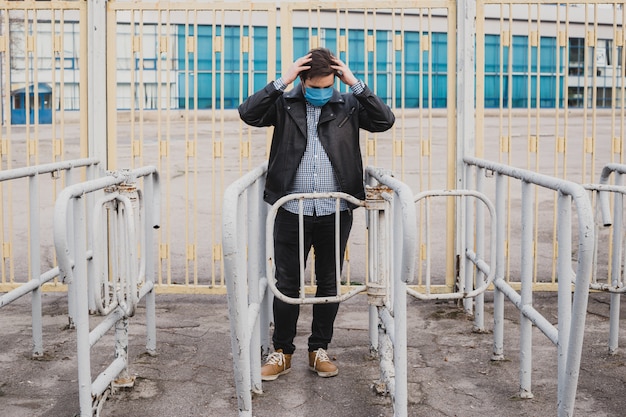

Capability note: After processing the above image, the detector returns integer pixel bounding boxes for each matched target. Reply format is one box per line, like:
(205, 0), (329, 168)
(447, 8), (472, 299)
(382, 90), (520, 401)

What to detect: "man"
(238, 47), (395, 381)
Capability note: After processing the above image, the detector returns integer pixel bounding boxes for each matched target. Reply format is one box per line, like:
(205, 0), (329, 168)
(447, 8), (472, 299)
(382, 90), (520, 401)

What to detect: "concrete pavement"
(2, 289), (625, 416)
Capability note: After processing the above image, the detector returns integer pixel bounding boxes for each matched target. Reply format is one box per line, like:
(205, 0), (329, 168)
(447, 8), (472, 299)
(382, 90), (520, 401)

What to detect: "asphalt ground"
(2, 289), (626, 417)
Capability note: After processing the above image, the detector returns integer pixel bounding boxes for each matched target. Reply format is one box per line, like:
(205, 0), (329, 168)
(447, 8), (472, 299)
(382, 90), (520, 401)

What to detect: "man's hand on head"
(331, 57), (358, 87)
(282, 54), (312, 85)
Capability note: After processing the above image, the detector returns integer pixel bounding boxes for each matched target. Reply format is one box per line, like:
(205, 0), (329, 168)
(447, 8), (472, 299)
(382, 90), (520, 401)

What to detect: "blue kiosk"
(11, 83), (52, 124)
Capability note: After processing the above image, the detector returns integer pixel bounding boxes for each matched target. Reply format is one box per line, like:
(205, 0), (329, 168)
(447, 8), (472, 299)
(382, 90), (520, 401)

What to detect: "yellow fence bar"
(0, 1), (87, 290)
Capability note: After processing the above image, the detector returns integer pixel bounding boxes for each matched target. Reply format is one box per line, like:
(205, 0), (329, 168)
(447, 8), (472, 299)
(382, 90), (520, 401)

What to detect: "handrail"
(53, 166), (160, 417)
(0, 157), (100, 181)
(464, 156), (594, 417)
(0, 158), (100, 357)
(596, 163), (626, 227)
(365, 166), (418, 286)
(407, 189), (496, 300)
(583, 162), (626, 355)
(265, 192), (366, 305)
(223, 161), (269, 417)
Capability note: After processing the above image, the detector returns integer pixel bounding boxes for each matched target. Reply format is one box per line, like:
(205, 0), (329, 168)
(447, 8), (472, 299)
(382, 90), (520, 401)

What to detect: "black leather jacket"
(238, 81), (395, 208)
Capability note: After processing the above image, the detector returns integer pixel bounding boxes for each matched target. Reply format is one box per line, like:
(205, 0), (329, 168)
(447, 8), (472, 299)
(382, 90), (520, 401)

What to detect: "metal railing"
(0, 158), (100, 357)
(222, 164), (416, 416)
(408, 189), (497, 332)
(224, 163), (422, 417)
(222, 161), (270, 412)
(584, 162), (626, 355)
(53, 166), (160, 417)
(362, 167), (417, 417)
(464, 156), (595, 417)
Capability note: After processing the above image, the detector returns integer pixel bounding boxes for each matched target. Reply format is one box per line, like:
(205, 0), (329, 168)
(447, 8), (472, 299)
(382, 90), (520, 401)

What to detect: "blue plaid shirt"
(273, 78), (365, 216)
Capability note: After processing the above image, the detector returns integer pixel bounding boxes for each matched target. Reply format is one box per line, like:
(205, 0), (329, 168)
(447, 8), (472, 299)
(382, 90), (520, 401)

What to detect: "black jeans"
(272, 208), (353, 354)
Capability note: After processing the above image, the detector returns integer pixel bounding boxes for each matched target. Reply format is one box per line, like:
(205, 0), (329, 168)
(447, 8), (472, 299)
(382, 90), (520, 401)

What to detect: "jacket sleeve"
(353, 84), (396, 132)
(238, 82), (284, 127)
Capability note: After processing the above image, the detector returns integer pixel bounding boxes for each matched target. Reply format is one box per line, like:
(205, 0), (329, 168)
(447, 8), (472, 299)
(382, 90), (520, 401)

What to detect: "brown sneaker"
(261, 349), (292, 381)
(308, 348), (338, 377)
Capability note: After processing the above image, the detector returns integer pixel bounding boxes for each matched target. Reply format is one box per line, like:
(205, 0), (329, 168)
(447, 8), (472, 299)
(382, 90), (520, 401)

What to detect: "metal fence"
(464, 156), (595, 417)
(0, 158), (100, 356)
(53, 165), (160, 417)
(0, 0), (624, 293)
(223, 157), (594, 416)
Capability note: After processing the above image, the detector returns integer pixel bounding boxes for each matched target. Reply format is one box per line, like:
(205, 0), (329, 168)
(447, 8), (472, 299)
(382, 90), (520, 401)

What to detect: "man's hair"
(299, 47), (336, 81)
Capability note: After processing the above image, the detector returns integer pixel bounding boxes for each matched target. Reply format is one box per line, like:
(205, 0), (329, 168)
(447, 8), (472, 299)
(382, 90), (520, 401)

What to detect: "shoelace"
(314, 348), (331, 363)
(266, 351), (285, 366)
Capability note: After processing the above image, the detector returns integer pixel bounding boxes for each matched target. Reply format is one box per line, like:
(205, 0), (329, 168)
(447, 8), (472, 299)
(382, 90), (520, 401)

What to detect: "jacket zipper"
(338, 106), (356, 127)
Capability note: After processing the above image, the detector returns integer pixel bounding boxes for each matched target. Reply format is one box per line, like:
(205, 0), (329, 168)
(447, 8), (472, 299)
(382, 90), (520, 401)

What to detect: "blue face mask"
(304, 86), (333, 107)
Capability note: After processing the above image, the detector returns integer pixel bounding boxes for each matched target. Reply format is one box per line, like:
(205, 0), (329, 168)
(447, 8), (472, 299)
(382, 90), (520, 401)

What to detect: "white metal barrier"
(362, 167), (417, 417)
(0, 158), (100, 357)
(223, 163), (420, 417)
(408, 189), (497, 333)
(464, 157), (594, 417)
(53, 166), (160, 417)
(584, 162), (626, 355)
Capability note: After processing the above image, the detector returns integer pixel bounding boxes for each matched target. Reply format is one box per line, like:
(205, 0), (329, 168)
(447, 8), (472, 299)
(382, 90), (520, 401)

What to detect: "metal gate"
(222, 158), (594, 416)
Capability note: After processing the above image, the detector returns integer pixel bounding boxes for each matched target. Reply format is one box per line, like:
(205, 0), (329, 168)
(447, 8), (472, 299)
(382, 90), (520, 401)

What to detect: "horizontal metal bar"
(0, 267), (59, 307)
(138, 280), (154, 299)
(0, 158), (99, 182)
(493, 278), (559, 345)
(91, 356), (126, 398)
(590, 282), (626, 294)
(89, 308), (125, 348)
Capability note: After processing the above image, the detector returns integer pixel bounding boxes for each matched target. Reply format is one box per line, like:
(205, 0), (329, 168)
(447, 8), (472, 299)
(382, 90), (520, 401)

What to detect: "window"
(569, 37), (584, 76)
(568, 86), (584, 107)
(595, 87), (612, 108)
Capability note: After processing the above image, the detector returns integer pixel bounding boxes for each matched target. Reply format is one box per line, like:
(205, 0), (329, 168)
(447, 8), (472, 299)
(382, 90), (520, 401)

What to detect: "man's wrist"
(350, 80), (365, 95)
(273, 78), (287, 91)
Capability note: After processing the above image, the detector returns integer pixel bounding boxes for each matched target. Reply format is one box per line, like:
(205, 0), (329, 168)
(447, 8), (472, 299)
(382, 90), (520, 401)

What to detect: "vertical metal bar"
(456, 0), (476, 293)
(256, 180), (271, 360)
(84, 166), (97, 313)
(464, 185), (473, 314)
(88, 0), (108, 166)
(193, 10), (201, 287)
(560, 192), (594, 417)
(492, 172), (505, 361)
(608, 174), (623, 354)
(73, 196), (92, 417)
(227, 189), (252, 416)
(144, 173), (156, 355)
(519, 181), (534, 399)
(29, 174), (43, 357)
(65, 168), (77, 327)
(161, 9), (172, 286)
(114, 317), (130, 382)
(556, 192), (572, 403)
(247, 180), (262, 393)
(392, 192), (408, 417)
(298, 200), (305, 300)
(474, 168), (485, 331)
(424, 198), (431, 294)
(367, 179), (379, 354)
